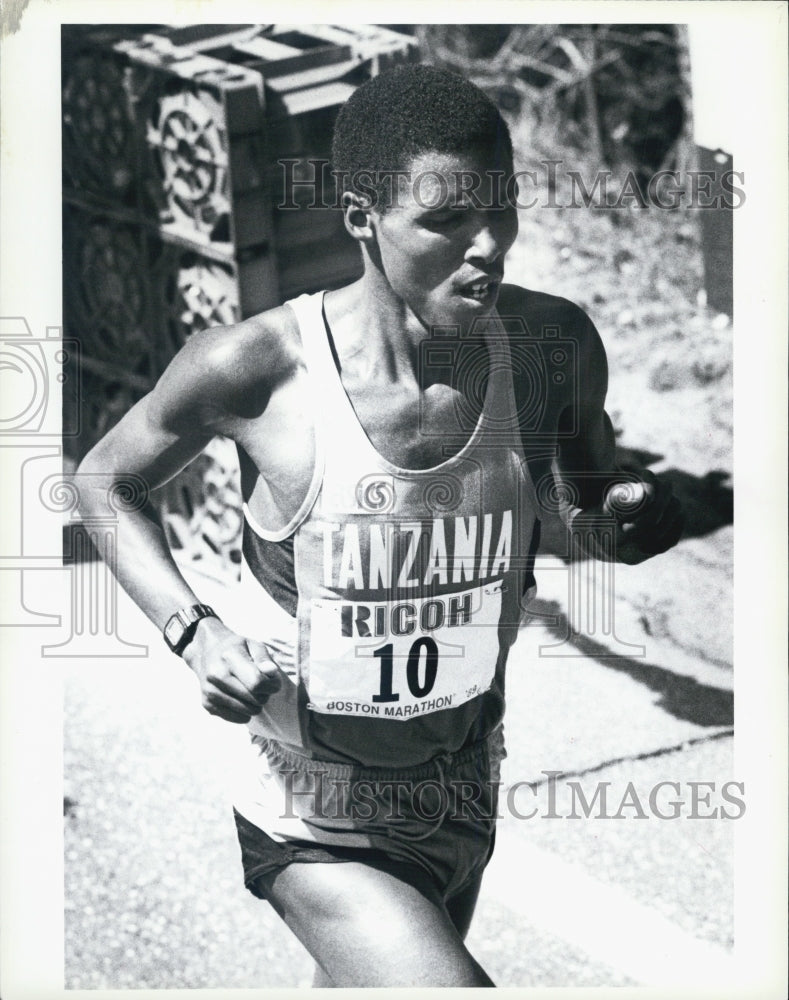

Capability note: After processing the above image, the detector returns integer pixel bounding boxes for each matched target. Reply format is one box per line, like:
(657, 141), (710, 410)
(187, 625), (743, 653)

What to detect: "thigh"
(255, 858), (494, 987)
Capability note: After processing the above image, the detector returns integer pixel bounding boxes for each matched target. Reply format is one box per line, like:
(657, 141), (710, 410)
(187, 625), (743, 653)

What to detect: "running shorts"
(234, 726), (505, 900)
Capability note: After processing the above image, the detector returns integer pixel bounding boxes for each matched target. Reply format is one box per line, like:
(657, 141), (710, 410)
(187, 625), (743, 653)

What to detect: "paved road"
(61, 545), (737, 989)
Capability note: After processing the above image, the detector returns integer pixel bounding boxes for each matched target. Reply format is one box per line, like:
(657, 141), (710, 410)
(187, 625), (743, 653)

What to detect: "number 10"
(372, 637), (439, 702)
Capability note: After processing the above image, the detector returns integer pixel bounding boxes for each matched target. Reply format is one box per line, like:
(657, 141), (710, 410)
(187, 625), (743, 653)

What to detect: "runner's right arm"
(75, 321), (286, 722)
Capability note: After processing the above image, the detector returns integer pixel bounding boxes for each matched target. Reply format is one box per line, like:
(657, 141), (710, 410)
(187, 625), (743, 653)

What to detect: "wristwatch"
(163, 604), (218, 656)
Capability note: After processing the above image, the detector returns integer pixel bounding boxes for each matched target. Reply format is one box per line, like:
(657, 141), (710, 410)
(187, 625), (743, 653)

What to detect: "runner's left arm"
(551, 307), (684, 564)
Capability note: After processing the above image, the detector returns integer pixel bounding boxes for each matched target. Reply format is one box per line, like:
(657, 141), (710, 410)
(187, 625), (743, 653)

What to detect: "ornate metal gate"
(62, 24), (417, 580)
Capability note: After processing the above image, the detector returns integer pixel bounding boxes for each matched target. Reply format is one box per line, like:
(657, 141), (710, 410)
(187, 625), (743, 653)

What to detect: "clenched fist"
(570, 468), (685, 564)
(182, 616), (283, 723)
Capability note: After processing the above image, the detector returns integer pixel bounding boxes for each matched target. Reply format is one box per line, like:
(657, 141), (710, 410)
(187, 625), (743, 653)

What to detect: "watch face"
(164, 618), (183, 644)
(164, 606), (214, 653)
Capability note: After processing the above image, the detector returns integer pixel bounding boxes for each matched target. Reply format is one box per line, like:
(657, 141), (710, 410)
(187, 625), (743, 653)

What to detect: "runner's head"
(332, 63), (513, 212)
(333, 64), (518, 326)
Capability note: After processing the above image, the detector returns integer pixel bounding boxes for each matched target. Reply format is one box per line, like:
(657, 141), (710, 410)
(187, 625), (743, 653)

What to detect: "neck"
(325, 269), (494, 386)
(324, 273), (425, 384)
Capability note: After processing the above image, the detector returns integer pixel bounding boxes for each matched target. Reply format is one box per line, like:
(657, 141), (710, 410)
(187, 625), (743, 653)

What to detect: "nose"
(465, 209), (517, 266)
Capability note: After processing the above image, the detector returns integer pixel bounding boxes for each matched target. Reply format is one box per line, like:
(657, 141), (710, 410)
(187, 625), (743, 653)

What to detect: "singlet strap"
(287, 290), (382, 457)
(286, 291), (332, 385)
(241, 293), (326, 542)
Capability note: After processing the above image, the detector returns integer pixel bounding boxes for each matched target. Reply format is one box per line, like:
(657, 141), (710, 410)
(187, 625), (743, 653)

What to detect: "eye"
(420, 208), (467, 231)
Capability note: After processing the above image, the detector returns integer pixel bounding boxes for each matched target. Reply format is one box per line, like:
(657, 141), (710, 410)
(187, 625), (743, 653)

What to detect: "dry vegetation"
(416, 24), (733, 668)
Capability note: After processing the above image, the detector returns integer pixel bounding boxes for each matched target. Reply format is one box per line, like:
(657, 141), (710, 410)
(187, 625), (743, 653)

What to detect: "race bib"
(305, 581), (503, 719)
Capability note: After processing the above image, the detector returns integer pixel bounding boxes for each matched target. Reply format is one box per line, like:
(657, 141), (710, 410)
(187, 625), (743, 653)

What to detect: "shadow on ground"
(619, 445), (732, 540)
(524, 597), (733, 728)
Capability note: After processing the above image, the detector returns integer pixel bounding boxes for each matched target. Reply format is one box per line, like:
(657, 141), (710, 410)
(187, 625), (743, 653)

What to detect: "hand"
(181, 616), (283, 723)
(571, 468), (685, 564)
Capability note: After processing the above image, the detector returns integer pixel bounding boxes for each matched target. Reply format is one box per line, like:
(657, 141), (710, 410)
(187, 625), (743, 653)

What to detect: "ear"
(341, 190), (376, 243)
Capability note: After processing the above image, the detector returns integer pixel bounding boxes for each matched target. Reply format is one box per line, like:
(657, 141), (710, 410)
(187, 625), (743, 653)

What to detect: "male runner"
(76, 65), (683, 987)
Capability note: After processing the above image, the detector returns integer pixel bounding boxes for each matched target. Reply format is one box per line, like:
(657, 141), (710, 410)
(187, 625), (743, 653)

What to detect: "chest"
(234, 368), (486, 527)
(234, 342), (567, 531)
(343, 378), (481, 470)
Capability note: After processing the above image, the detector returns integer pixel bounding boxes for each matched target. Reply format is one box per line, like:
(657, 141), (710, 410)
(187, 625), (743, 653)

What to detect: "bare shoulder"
(151, 302), (302, 431)
(498, 283), (601, 346)
(497, 283), (608, 396)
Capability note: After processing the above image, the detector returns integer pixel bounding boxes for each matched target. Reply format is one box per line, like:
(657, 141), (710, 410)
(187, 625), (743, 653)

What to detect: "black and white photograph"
(0, 2), (786, 996)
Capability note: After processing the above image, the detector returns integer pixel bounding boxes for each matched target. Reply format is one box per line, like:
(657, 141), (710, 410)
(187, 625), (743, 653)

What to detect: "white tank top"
(238, 290), (539, 767)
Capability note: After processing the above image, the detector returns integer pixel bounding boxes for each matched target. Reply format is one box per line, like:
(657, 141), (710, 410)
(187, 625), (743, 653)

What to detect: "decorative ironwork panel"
(63, 204), (157, 383)
(159, 436), (244, 580)
(71, 367), (142, 453)
(62, 25), (418, 582)
(159, 252), (238, 351)
(62, 48), (138, 202)
(148, 88), (232, 241)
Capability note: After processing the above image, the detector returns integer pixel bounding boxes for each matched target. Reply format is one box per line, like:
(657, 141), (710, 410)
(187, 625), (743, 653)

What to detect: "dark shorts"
(234, 727), (504, 901)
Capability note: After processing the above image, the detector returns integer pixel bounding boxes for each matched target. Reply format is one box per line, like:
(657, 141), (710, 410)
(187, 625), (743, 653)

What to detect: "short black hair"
(332, 63), (513, 208)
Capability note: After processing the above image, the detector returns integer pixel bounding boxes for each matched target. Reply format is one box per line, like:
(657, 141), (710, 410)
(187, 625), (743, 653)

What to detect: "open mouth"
(458, 278), (500, 302)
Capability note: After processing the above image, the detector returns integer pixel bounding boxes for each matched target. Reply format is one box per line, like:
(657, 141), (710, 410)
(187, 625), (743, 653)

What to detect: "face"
(365, 150), (519, 329)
